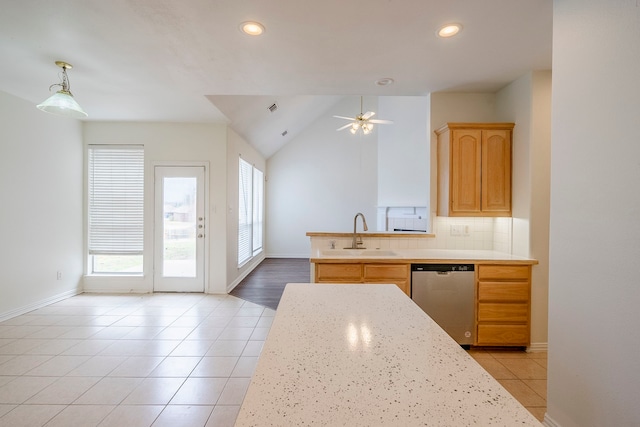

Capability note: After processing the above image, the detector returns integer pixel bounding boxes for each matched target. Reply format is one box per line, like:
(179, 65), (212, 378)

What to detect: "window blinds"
(88, 146), (144, 255)
(252, 168), (264, 254)
(238, 158), (254, 265)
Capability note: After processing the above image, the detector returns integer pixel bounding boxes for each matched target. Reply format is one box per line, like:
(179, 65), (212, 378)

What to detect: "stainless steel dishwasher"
(411, 264), (475, 346)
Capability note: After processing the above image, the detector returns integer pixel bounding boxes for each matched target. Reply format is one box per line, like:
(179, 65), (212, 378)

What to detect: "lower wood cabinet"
(315, 262), (411, 296)
(315, 261), (532, 347)
(476, 264), (531, 346)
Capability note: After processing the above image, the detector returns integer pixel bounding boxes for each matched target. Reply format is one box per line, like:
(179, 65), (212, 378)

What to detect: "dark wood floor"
(230, 258), (311, 310)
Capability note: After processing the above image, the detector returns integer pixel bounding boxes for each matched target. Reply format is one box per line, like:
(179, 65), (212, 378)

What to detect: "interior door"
(154, 166), (206, 292)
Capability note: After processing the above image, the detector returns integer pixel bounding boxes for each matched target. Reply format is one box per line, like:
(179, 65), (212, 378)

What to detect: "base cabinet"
(315, 260), (533, 347)
(315, 262), (411, 296)
(476, 264), (531, 346)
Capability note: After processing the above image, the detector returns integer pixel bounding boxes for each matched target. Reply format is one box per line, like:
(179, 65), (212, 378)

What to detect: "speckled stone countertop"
(235, 284), (542, 426)
(309, 248), (538, 264)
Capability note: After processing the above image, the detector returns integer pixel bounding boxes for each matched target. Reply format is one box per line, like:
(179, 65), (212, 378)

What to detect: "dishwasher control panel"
(412, 264), (474, 272)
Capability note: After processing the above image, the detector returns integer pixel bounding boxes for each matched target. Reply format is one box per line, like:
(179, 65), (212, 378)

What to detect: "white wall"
(0, 90), (83, 319)
(82, 122), (231, 294)
(547, 1), (640, 426)
(266, 96), (378, 257)
(495, 75), (533, 256)
(377, 96), (430, 208)
(495, 71), (552, 349)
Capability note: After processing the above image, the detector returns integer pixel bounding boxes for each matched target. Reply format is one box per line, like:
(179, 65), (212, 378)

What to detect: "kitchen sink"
(322, 249), (398, 257)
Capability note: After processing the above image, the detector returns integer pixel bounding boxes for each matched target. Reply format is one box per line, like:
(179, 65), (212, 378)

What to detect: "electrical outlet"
(56, 271), (62, 280)
(450, 225), (463, 236)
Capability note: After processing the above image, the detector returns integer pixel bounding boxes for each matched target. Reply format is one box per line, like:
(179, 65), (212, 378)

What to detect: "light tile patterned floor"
(467, 348), (548, 421)
(0, 293), (273, 427)
(0, 293), (547, 426)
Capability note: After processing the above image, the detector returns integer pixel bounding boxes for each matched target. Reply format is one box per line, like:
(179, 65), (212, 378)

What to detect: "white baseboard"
(227, 255), (266, 293)
(0, 288), (82, 323)
(543, 413), (561, 427)
(527, 342), (548, 352)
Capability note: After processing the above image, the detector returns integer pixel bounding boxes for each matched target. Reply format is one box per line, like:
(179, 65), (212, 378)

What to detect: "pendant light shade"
(37, 61), (87, 118)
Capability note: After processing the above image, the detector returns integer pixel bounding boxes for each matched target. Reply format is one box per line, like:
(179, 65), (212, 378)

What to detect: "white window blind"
(252, 168), (264, 254)
(88, 146), (144, 255)
(238, 158), (253, 265)
(238, 158), (264, 266)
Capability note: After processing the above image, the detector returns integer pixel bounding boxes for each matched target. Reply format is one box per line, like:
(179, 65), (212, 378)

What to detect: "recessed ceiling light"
(437, 23), (462, 38)
(375, 78), (395, 86)
(240, 21), (265, 36)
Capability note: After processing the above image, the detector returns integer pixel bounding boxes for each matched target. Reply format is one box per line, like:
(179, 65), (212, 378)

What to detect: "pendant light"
(37, 61), (88, 118)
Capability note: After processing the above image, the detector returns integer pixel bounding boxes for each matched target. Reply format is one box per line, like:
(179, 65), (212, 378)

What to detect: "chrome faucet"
(349, 212), (368, 249)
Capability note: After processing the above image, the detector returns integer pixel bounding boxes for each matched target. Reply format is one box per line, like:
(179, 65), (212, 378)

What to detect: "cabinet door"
(316, 263), (362, 282)
(363, 264), (411, 296)
(481, 130), (511, 214)
(451, 130), (482, 214)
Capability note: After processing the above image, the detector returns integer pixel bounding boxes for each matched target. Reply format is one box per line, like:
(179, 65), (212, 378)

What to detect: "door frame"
(152, 161), (209, 293)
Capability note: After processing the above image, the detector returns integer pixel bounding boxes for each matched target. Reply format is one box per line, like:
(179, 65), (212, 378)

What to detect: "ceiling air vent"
(267, 103), (278, 113)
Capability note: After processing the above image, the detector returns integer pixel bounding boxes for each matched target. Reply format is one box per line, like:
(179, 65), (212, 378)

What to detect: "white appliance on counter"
(411, 264), (475, 346)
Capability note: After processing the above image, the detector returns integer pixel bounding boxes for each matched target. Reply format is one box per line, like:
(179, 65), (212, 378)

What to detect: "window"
(238, 158), (264, 266)
(88, 145), (144, 274)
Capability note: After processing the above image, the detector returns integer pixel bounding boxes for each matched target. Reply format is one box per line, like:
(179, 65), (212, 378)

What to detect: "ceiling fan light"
(350, 127), (357, 135)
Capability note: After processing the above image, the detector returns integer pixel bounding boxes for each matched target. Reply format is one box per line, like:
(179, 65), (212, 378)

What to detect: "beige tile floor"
(0, 293), (547, 426)
(467, 348), (548, 422)
(0, 293), (273, 427)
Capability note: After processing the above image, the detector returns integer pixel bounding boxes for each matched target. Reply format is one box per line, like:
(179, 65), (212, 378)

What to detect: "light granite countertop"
(235, 283), (542, 426)
(310, 248), (538, 264)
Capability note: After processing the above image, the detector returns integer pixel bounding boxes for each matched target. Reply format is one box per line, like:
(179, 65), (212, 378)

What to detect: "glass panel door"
(154, 166), (205, 292)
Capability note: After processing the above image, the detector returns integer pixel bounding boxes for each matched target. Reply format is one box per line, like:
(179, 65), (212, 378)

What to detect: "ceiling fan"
(334, 96), (394, 135)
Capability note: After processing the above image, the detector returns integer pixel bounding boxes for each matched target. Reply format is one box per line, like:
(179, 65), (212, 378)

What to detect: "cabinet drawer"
(478, 265), (529, 280)
(477, 324), (529, 345)
(316, 263), (362, 281)
(478, 303), (529, 322)
(363, 264), (409, 280)
(478, 282), (529, 301)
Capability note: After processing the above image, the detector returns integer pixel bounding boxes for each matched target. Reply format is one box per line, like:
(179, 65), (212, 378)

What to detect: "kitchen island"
(235, 283), (542, 426)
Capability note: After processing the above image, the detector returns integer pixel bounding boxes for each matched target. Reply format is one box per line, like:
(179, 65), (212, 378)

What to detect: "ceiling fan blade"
(362, 111), (376, 120)
(369, 119), (394, 124)
(333, 115), (356, 121)
(337, 123), (354, 131)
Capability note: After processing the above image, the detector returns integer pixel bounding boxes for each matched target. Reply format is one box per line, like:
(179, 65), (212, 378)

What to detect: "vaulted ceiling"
(0, 1), (552, 158)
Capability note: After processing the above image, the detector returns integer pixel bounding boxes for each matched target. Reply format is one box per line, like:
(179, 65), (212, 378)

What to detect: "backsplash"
(430, 216), (512, 252)
(311, 215), (512, 253)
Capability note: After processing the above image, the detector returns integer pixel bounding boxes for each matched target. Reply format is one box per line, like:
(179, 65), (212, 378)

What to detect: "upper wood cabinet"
(435, 123), (514, 217)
